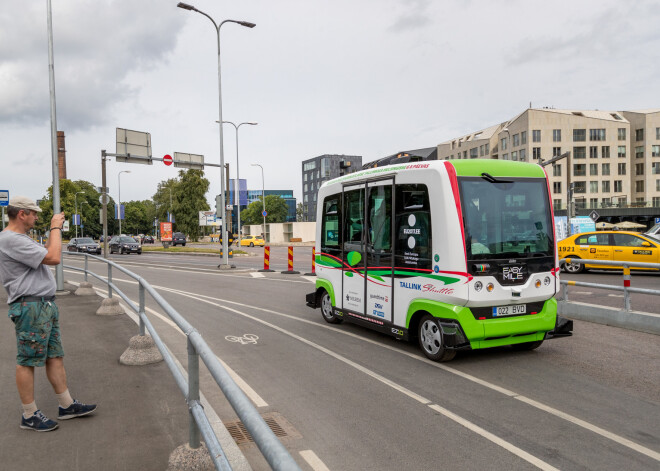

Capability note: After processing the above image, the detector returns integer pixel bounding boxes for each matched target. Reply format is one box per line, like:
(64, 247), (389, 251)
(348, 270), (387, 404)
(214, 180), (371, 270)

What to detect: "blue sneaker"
(58, 399), (97, 420)
(21, 410), (59, 432)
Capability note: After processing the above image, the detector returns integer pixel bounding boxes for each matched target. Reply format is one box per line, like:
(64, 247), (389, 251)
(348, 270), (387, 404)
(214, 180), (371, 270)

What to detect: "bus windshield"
(459, 177), (553, 260)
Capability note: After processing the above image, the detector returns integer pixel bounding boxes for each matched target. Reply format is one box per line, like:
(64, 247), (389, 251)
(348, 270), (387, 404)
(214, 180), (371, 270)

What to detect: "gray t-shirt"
(0, 230), (55, 304)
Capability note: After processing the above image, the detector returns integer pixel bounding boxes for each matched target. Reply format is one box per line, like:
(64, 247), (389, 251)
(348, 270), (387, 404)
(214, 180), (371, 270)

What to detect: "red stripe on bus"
(443, 161), (467, 269)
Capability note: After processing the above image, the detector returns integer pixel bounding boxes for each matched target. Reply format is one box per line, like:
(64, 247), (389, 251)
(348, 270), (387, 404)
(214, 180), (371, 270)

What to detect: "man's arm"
(43, 212), (65, 265)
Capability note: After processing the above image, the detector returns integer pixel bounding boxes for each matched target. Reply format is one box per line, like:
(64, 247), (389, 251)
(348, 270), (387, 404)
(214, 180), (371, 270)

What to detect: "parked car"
(141, 235), (154, 244)
(172, 232), (187, 246)
(644, 222), (660, 238)
(558, 231), (659, 273)
(239, 235), (265, 247)
(67, 237), (101, 254)
(109, 236), (142, 255)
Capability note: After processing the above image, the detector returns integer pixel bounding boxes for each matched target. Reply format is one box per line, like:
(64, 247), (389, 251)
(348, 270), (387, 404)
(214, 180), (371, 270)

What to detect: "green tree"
(172, 169), (210, 241)
(296, 202), (305, 222)
(241, 195), (289, 225)
(153, 178), (178, 225)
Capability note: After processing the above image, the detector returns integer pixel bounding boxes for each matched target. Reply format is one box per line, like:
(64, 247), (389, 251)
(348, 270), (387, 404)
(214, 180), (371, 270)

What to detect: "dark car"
(109, 236), (142, 255)
(67, 237), (101, 254)
(141, 235), (154, 244)
(172, 232), (187, 247)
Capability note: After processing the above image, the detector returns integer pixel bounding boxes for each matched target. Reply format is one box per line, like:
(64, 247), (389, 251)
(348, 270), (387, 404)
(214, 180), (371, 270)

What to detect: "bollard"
(258, 246), (274, 272)
(304, 247), (317, 276)
(282, 246), (300, 275)
(623, 265), (631, 311)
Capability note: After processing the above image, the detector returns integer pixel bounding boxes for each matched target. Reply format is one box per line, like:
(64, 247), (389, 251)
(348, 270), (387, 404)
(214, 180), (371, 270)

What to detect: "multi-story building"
(438, 108), (660, 211)
(247, 189), (296, 222)
(301, 154), (362, 221)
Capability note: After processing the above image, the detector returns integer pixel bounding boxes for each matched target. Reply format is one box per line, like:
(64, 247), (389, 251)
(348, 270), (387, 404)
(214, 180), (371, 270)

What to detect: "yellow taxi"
(558, 230), (660, 273)
(239, 235), (265, 247)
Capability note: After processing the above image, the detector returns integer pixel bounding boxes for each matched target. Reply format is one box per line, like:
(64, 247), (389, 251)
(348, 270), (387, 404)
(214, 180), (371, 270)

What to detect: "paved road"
(61, 253), (660, 471)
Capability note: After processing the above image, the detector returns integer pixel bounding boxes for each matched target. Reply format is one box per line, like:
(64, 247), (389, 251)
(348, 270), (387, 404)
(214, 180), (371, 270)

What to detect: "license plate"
(492, 304), (526, 317)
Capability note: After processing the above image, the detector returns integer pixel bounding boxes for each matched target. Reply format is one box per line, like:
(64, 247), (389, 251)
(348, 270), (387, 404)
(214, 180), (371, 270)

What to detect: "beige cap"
(9, 196), (42, 212)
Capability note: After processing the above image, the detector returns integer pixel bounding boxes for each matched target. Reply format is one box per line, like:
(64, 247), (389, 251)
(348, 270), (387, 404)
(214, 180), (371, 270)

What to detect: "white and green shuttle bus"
(306, 159), (572, 361)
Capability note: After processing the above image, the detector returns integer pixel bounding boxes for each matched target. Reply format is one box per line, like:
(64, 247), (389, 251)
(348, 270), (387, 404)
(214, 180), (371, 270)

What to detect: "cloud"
(0, 0), (185, 130)
(388, 0), (432, 32)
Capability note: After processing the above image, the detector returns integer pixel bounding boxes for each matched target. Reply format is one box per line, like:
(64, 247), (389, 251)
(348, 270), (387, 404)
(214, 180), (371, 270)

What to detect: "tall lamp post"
(118, 170), (131, 235)
(177, 2), (255, 269)
(74, 191), (85, 238)
(80, 201), (89, 237)
(251, 163), (266, 240)
(167, 186), (173, 226)
(223, 121), (257, 247)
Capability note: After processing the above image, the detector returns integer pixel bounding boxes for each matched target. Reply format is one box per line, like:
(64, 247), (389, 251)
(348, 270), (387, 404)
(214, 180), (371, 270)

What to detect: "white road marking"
(225, 334), (259, 345)
(301, 276), (318, 283)
(250, 272), (265, 278)
(428, 404), (559, 471)
(299, 450), (331, 471)
(573, 291), (593, 295)
(608, 294), (624, 298)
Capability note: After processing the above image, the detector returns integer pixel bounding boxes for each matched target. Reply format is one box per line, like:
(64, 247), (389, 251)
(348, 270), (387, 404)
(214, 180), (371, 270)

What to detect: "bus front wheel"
(320, 291), (342, 324)
(418, 315), (456, 362)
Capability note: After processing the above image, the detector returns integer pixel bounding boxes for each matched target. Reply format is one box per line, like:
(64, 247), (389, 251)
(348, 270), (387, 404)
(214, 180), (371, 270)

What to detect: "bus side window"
(395, 184), (432, 270)
(343, 188), (365, 253)
(321, 194), (341, 257)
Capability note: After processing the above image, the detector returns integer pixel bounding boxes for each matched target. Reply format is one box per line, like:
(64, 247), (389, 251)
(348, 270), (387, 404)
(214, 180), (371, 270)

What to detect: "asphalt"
(0, 283), (193, 470)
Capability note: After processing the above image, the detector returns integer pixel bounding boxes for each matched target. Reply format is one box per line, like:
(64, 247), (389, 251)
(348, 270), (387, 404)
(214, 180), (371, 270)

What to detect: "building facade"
(301, 154), (362, 221)
(247, 189), (296, 222)
(437, 108), (660, 211)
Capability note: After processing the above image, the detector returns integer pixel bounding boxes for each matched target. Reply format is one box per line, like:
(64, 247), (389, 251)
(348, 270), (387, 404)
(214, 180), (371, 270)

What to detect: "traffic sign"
(655, 217), (660, 224)
(262, 211), (267, 217)
(0, 190), (8, 207)
(589, 210), (599, 222)
(99, 194), (110, 204)
(163, 154), (173, 166)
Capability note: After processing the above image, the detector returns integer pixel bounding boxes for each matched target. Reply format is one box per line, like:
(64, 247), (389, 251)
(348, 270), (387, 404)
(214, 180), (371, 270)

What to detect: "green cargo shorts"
(8, 300), (64, 367)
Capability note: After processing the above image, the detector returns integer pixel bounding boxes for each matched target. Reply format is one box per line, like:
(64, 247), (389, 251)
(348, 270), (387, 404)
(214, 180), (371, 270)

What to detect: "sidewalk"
(0, 284), (191, 470)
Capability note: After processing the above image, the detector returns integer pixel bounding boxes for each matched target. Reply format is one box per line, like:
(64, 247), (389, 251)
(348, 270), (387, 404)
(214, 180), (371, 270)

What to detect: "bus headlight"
(474, 281), (483, 292)
(544, 276), (551, 286)
(535, 279), (542, 288)
(486, 283), (494, 292)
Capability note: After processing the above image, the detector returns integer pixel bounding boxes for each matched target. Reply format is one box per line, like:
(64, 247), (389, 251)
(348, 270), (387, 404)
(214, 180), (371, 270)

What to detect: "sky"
(1, 0), (659, 209)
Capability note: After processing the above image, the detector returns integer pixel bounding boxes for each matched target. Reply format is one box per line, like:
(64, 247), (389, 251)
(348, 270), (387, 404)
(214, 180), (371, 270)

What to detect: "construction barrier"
(281, 246), (300, 275)
(304, 247), (317, 276)
(259, 246), (274, 272)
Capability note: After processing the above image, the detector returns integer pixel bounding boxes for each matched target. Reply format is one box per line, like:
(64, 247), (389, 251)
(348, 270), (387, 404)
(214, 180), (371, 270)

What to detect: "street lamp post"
(223, 121), (257, 247)
(74, 191), (85, 238)
(80, 201), (89, 237)
(167, 186), (173, 226)
(118, 170), (131, 235)
(177, 2), (255, 269)
(251, 163), (266, 240)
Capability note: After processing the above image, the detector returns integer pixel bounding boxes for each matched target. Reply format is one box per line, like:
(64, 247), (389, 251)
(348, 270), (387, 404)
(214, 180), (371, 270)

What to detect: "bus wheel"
(418, 315), (456, 362)
(562, 257), (584, 274)
(320, 290), (342, 324)
(511, 340), (544, 351)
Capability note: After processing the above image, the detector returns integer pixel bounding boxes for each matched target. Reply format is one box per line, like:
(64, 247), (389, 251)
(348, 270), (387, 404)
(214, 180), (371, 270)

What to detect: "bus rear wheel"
(320, 290), (342, 324)
(418, 315), (456, 362)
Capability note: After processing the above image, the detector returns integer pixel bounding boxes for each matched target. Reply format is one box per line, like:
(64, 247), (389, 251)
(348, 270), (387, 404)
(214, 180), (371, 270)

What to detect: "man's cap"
(9, 196), (42, 212)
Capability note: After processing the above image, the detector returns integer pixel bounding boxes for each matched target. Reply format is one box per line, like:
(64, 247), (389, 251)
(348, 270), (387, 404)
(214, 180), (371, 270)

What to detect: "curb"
(558, 300), (660, 335)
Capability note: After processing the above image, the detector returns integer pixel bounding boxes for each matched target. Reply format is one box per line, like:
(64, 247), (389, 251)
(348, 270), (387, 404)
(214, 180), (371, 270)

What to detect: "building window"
(602, 181), (610, 192)
(618, 128), (627, 141)
(485, 143), (490, 154)
(590, 181), (598, 193)
(614, 181), (623, 192)
(573, 164), (586, 176)
(553, 129), (561, 142)
(553, 199), (562, 208)
(635, 146), (644, 158)
(618, 163), (626, 175)
(304, 183), (308, 192)
(652, 145), (660, 157)
(303, 161), (317, 171)
(501, 138), (508, 151)
(602, 146), (610, 158)
(618, 146), (626, 158)
(590, 198), (599, 207)
(553, 164), (561, 177)
(511, 151), (518, 161)
(463, 151), (467, 159)
(553, 146), (562, 157)
(479, 145), (484, 156)
(589, 129), (606, 141)
(654, 196), (660, 206)
(502, 153), (509, 160)
(636, 163), (644, 175)
(304, 194), (308, 203)
(521, 131), (527, 145)
(470, 148), (478, 158)
(573, 129), (586, 141)
(590, 146), (598, 158)
(657, 180), (660, 191)
(657, 127), (660, 140)
(636, 128), (644, 141)
(573, 146), (586, 159)
(519, 148), (526, 161)
(553, 182), (561, 194)
(652, 162), (660, 175)
(574, 182), (586, 193)
(636, 180), (645, 192)
(513, 134), (520, 147)
(532, 130), (541, 142)
(602, 163), (610, 175)
(589, 163), (598, 175)
(533, 147), (541, 160)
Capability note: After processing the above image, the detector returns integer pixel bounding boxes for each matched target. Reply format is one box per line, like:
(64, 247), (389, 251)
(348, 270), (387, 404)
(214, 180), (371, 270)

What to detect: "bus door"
(342, 184), (366, 314)
(365, 181), (394, 323)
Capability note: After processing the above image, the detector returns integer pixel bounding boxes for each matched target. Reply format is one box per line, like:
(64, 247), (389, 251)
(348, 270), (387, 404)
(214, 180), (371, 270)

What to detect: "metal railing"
(63, 252), (301, 471)
(560, 257), (660, 311)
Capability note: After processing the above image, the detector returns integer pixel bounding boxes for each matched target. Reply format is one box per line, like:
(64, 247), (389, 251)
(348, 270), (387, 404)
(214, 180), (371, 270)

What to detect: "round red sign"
(163, 154), (173, 166)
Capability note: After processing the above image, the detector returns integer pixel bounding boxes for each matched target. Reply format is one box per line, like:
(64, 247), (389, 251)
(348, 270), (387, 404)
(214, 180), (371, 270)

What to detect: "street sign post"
(163, 154), (173, 166)
(589, 210), (599, 222)
(262, 211), (267, 217)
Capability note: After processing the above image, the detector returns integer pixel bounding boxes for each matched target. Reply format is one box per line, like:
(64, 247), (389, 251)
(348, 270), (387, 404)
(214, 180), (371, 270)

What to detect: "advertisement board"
(570, 216), (596, 235)
(160, 222), (172, 241)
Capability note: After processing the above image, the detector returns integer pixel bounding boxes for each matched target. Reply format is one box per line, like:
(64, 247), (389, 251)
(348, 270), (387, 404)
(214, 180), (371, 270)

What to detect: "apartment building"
(437, 108), (660, 210)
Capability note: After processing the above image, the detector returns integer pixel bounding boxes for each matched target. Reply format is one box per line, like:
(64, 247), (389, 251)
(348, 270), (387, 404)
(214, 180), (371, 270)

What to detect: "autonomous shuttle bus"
(306, 159), (572, 361)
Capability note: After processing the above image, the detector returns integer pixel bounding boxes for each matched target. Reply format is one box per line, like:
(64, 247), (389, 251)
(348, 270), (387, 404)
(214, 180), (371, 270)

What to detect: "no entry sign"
(163, 154), (173, 166)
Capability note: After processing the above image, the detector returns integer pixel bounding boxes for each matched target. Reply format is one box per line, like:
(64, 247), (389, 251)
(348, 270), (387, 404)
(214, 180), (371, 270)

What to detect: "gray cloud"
(388, 0), (432, 32)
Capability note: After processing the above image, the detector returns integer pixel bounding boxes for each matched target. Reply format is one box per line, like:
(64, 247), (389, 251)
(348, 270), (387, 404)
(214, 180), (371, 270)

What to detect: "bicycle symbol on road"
(225, 333), (259, 345)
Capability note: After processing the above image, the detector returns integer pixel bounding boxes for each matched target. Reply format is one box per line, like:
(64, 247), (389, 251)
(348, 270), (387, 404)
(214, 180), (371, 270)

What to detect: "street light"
(80, 201), (89, 237)
(177, 2), (255, 270)
(118, 170), (131, 235)
(74, 191), (85, 238)
(167, 186), (173, 225)
(223, 121), (257, 247)
(251, 163), (266, 240)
